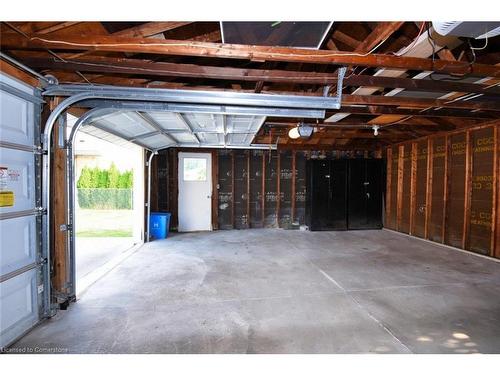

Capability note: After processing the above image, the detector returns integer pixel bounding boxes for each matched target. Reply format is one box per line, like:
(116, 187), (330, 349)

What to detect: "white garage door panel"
(0, 92), (33, 146)
(0, 215), (36, 277)
(0, 148), (35, 213)
(0, 72), (43, 349)
(0, 269), (38, 348)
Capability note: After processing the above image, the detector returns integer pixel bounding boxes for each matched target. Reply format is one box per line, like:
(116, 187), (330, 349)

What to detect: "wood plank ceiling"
(1, 21), (499, 150)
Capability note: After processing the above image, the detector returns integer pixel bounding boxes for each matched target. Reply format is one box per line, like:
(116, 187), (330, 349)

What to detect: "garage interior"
(1, 20), (500, 354)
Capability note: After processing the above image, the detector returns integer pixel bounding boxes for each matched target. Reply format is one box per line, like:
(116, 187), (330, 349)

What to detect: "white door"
(178, 152), (212, 232)
(0, 72), (46, 349)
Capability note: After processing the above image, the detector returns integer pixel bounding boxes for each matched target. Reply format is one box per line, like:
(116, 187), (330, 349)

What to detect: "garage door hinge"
(59, 224), (72, 232)
(38, 257), (48, 265)
(35, 207), (47, 216)
(33, 145), (45, 155)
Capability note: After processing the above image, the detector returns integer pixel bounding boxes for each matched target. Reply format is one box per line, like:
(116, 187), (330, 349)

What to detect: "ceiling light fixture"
(372, 125), (380, 136)
(289, 122), (315, 140)
(288, 126), (300, 139)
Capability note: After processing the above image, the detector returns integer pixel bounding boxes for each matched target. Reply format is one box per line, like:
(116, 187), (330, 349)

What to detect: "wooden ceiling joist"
(19, 56), (500, 96)
(341, 94), (499, 112)
(35, 22), (82, 35)
(334, 106), (496, 120)
(353, 22), (405, 53)
(3, 33), (500, 77)
(111, 22), (193, 38)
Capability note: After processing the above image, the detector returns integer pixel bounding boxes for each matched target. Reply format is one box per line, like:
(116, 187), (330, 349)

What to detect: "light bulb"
(288, 127), (300, 139)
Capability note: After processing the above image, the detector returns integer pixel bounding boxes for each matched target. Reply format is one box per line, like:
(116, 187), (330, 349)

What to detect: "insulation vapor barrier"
(151, 148), (380, 231)
(385, 124), (499, 259)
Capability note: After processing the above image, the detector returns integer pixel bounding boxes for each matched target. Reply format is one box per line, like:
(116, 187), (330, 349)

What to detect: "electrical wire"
(426, 21), (478, 82)
(396, 21), (426, 56)
(469, 32), (489, 51)
(4, 22), (93, 85)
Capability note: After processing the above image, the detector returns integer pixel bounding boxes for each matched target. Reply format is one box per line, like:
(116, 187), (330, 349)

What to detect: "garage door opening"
(68, 115), (144, 292)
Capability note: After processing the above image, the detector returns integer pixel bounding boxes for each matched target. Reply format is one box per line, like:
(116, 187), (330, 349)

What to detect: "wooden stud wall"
(385, 122), (500, 259)
(151, 148), (379, 231)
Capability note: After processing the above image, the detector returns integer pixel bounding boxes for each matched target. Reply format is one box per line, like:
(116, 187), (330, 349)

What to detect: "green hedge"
(77, 188), (133, 209)
(77, 163), (133, 189)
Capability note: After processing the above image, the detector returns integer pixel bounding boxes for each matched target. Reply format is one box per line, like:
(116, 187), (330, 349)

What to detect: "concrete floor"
(11, 229), (500, 354)
(76, 237), (135, 280)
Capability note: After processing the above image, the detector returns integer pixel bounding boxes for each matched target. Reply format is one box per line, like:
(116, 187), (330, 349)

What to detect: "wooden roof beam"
(35, 22), (82, 35)
(341, 94), (500, 112)
(2, 33), (499, 77)
(334, 105), (496, 119)
(19, 55), (500, 95)
(112, 22), (193, 38)
(353, 22), (405, 53)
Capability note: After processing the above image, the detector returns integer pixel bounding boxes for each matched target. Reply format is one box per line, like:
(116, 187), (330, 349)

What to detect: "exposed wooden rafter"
(111, 22), (193, 38)
(18, 56), (500, 95)
(353, 22), (405, 53)
(3, 33), (499, 77)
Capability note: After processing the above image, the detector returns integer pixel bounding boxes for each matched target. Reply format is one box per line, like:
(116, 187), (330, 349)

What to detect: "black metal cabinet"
(306, 160), (347, 230)
(306, 159), (383, 231)
(347, 159), (383, 229)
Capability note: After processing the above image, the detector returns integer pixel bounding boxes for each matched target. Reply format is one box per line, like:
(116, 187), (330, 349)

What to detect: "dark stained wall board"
(279, 150), (293, 228)
(469, 127), (494, 255)
(264, 151), (279, 227)
(156, 152), (169, 212)
(386, 146), (399, 230)
(233, 150), (249, 229)
(445, 133), (467, 248)
(413, 140), (428, 238)
(429, 136), (446, 243)
(295, 151), (307, 225)
(249, 150), (264, 228)
(400, 146), (411, 234)
(153, 147), (384, 233)
(217, 150), (233, 229)
(168, 149), (179, 229)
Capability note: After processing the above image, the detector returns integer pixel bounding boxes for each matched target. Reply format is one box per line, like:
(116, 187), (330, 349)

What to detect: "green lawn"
(76, 229), (133, 237)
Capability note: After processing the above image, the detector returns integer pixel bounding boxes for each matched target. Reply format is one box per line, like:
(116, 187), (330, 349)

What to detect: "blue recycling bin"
(150, 212), (171, 240)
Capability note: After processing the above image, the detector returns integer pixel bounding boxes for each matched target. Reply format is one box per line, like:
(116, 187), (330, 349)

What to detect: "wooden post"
(291, 151), (296, 223)
(442, 135), (451, 244)
(462, 130), (473, 250)
(396, 145), (404, 232)
(409, 142), (418, 235)
(424, 138), (434, 240)
(52, 105), (68, 295)
(385, 147), (392, 228)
